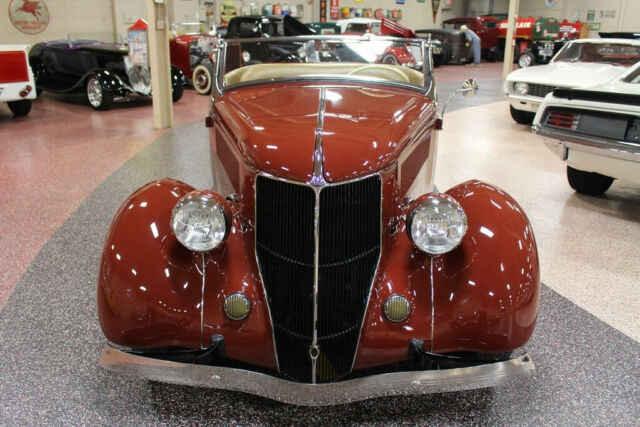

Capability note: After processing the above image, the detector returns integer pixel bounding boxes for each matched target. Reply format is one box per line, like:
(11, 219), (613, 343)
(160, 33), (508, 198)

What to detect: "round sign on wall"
(8, 0), (50, 35)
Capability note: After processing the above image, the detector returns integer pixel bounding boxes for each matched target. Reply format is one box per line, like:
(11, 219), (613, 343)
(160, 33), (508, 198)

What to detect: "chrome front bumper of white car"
(99, 345), (535, 406)
(532, 124), (640, 163)
(533, 124), (640, 182)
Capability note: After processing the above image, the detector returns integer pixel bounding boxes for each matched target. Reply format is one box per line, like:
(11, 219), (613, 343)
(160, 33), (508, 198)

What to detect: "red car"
(0, 44), (36, 116)
(338, 18), (419, 67)
(169, 22), (218, 94)
(98, 35), (539, 405)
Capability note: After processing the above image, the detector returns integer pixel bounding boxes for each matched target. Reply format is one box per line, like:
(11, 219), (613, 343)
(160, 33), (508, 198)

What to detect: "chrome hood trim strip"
(100, 346), (535, 406)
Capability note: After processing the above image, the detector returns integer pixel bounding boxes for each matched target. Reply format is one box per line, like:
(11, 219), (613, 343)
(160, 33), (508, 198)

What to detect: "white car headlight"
(513, 82), (529, 95)
(170, 193), (229, 251)
(407, 195), (467, 255)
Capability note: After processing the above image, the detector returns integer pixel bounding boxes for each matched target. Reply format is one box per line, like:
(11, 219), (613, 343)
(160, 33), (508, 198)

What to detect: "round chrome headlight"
(513, 82), (529, 95)
(407, 195), (467, 255)
(170, 193), (229, 252)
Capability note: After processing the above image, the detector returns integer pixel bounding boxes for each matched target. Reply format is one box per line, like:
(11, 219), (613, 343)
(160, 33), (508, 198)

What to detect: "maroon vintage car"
(169, 22), (218, 94)
(98, 35), (539, 405)
(442, 16), (501, 61)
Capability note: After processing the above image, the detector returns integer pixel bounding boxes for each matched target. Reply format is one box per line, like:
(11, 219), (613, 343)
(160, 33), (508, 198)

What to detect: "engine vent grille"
(255, 175), (381, 383)
(528, 83), (556, 98)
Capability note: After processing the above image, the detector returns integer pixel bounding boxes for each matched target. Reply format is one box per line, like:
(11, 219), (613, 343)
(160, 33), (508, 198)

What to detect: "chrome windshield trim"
(100, 345), (536, 406)
(213, 35), (433, 98)
(533, 124), (640, 162)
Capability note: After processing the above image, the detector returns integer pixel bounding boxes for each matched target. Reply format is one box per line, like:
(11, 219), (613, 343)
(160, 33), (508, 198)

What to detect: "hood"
(214, 83), (435, 183)
(582, 62), (640, 95)
(506, 61), (629, 88)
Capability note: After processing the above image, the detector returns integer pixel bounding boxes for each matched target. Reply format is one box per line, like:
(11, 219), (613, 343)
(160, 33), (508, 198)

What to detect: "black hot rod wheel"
(86, 76), (113, 111)
(192, 64), (213, 95)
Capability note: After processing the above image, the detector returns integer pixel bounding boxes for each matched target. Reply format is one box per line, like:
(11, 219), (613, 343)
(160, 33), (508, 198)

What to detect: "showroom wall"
(320, 0), (464, 31)
(468, 0), (638, 35)
(1, 0), (637, 45)
(1, 0), (113, 44)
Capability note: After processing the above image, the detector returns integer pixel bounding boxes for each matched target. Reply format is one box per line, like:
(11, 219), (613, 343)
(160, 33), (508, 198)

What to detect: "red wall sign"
(330, 0), (339, 20)
(8, 0), (50, 35)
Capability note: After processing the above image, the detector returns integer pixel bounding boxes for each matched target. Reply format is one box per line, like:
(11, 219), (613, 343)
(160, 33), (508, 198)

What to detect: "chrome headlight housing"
(170, 192), (229, 252)
(407, 194), (467, 255)
(513, 82), (529, 95)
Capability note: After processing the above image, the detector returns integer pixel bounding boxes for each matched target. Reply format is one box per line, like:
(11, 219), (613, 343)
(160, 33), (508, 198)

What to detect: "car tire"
(509, 105), (535, 125)
(517, 51), (536, 68)
(487, 44), (502, 62)
(86, 76), (113, 111)
(172, 81), (184, 103)
(566, 166), (614, 195)
(441, 42), (451, 65)
(7, 99), (32, 116)
(432, 52), (443, 67)
(192, 64), (213, 95)
(380, 54), (399, 65)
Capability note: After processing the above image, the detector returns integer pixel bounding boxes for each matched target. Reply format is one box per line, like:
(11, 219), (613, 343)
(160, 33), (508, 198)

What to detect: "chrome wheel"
(87, 78), (103, 108)
(192, 64), (212, 95)
(517, 52), (534, 68)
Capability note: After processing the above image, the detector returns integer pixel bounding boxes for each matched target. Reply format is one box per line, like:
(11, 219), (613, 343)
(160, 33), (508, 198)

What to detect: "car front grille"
(255, 175), (381, 383)
(528, 83), (556, 98)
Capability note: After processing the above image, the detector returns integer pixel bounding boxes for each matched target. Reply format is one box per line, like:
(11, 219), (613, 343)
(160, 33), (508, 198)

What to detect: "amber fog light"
(384, 295), (411, 322)
(224, 293), (251, 320)
(407, 194), (467, 255)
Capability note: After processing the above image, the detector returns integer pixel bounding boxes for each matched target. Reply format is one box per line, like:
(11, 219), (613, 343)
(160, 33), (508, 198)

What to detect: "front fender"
(97, 178), (277, 370)
(354, 180), (540, 369)
(88, 69), (127, 94)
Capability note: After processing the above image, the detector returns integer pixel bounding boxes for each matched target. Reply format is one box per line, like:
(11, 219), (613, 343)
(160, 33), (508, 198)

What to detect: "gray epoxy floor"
(1, 82), (639, 425)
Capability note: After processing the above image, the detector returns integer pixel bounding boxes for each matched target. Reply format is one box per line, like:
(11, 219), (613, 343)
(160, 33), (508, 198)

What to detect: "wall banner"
(9, 0), (50, 35)
(431, 0), (440, 23)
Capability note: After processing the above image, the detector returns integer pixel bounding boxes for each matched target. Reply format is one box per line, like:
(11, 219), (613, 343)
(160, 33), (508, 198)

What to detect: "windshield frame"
(213, 35), (435, 99)
(551, 40), (640, 66)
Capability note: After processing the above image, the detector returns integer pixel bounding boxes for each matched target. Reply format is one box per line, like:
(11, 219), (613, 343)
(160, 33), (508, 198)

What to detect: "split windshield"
(218, 36), (431, 92)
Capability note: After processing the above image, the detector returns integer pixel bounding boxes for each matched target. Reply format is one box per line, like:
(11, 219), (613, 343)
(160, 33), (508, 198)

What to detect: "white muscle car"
(0, 44), (36, 116)
(532, 61), (640, 195)
(505, 38), (640, 125)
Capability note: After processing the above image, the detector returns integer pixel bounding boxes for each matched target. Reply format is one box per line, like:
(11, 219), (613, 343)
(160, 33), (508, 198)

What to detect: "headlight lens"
(407, 195), (467, 255)
(170, 193), (228, 251)
(514, 82), (529, 95)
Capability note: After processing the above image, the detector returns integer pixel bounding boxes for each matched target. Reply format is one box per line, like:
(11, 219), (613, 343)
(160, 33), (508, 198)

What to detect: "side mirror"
(459, 78), (479, 98)
(438, 78), (479, 123)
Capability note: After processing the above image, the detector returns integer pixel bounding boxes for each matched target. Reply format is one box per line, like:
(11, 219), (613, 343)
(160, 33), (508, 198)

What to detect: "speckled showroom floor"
(0, 63), (638, 425)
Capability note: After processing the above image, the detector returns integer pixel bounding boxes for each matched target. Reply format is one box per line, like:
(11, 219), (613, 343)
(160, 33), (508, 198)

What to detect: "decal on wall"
(431, 0), (440, 23)
(8, 0), (50, 35)
(544, 0), (557, 7)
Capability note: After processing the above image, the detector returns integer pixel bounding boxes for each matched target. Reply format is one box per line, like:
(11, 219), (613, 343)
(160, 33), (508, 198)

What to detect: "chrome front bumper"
(99, 346), (535, 406)
(532, 124), (640, 163)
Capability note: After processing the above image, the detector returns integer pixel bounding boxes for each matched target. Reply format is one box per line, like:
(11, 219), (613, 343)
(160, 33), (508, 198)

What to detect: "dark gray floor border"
(1, 82), (638, 425)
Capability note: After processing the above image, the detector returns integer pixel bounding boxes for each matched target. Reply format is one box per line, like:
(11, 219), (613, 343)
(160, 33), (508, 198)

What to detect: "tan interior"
(223, 63), (424, 87)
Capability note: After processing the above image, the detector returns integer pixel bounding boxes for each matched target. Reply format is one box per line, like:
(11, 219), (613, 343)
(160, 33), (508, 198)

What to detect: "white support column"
(146, 0), (174, 129)
(502, 0), (520, 80)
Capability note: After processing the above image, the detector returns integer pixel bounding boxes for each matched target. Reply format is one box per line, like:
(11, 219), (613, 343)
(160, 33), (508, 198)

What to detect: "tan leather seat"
(224, 63), (424, 86)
